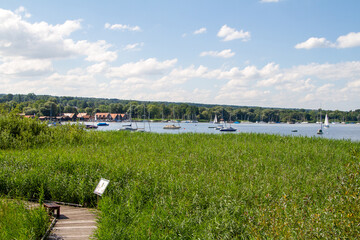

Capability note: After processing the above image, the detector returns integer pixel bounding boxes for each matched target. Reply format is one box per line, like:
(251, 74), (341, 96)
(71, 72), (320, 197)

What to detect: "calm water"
(85, 122), (360, 142)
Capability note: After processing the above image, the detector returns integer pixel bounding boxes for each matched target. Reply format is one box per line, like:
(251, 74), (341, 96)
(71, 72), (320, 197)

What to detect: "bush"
(0, 114), (51, 149)
(0, 113), (98, 149)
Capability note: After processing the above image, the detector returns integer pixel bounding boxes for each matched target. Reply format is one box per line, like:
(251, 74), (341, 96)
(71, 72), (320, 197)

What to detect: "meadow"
(0, 114), (359, 239)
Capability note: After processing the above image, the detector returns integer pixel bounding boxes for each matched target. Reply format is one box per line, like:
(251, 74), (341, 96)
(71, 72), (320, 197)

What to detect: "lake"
(87, 122), (360, 142)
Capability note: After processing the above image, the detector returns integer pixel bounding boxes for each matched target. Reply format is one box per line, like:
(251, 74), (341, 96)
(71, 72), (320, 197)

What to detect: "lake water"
(87, 122), (360, 142)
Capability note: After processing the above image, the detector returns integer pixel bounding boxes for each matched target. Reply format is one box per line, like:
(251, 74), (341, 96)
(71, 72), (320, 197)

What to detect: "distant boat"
(219, 126), (237, 132)
(317, 127), (323, 135)
(86, 124), (98, 129)
(163, 124), (181, 129)
(317, 111), (324, 134)
(97, 122), (109, 126)
(119, 125), (137, 131)
(213, 114), (219, 124)
(118, 104), (138, 131)
(215, 125), (224, 130)
(209, 114), (219, 128)
(324, 114), (330, 128)
(220, 113), (237, 132)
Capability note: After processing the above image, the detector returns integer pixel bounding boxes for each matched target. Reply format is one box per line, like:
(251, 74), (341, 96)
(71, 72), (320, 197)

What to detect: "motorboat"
(97, 122), (109, 126)
(219, 126), (237, 132)
(163, 124), (181, 129)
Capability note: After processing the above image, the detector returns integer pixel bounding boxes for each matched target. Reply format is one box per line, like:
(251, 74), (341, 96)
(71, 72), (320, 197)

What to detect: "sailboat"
(119, 104), (137, 131)
(324, 114), (330, 128)
(136, 105), (151, 132)
(209, 114), (219, 128)
(213, 114), (219, 124)
(317, 111), (323, 134)
(220, 113), (237, 132)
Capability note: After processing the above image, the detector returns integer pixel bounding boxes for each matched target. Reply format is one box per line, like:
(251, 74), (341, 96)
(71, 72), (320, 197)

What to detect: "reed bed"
(0, 198), (50, 239)
(0, 116), (359, 239)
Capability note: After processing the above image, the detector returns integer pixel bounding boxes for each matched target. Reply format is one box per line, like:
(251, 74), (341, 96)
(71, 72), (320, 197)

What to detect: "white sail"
(213, 114), (219, 124)
(324, 114), (329, 128)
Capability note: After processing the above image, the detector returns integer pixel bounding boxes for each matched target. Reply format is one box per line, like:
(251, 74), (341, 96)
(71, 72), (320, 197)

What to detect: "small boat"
(215, 125), (224, 130)
(86, 124), (98, 129)
(118, 104), (139, 131)
(219, 126), (237, 132)
(317, 110), (324, 134)
(97, 122), (109, 126)
(209, 114), (219, 128)
(119, 126), (137, 131)
(291, 130), (298, 132)
(163, 124), (181, 129)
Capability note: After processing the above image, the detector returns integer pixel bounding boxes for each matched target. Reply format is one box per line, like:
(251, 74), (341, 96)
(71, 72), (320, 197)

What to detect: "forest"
(1, 93), (359, 123)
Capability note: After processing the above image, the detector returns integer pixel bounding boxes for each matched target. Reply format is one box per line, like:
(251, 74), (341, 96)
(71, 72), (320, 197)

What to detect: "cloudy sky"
(1, 0), (360, 110)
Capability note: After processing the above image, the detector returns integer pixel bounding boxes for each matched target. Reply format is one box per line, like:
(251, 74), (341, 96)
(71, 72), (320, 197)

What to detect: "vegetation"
(1, 93), (360, 123)
(0, 114), (359, 238)
(0, 198), (50, 240)
(0, 113), (98, 149)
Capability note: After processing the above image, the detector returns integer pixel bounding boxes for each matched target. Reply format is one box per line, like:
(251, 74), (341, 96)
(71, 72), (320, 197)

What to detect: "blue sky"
(1, 0), (360, 110)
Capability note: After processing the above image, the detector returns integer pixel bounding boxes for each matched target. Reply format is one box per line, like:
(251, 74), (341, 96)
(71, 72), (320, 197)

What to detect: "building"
(95, 113), (111, 121)
(62, 113), (77, 121)
(77, 113), (91, 121)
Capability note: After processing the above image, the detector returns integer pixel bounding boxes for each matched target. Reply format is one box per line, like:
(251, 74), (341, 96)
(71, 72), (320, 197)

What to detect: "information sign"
(94, 178), (110, 196)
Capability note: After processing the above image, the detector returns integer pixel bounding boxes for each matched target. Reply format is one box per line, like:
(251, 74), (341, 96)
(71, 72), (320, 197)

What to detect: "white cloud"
(69, 40), (117, 62)
(217, 25), (250, 42)
(200, 49), (235, 58)
(86, 62), (108, 75)
(336, 32), (360, 48)
(106, 58), (177, 79)
(15, 6), (31, 18)
(296, 32), (360, 49)
(2, 57), (360, 110)
(0, 8), (117, 66)
(193, 27), (207, 35)
(155, 65), (210, 88)
(0, 57), (52, 76)
(104, 23), (141, 32)
(295, 37), (334, 49)
(346, 79), (360, 88)
(123, 42), (144, 51)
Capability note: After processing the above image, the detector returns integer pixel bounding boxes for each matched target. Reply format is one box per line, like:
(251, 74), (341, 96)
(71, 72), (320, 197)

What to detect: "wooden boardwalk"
(47, 205), (98, 240)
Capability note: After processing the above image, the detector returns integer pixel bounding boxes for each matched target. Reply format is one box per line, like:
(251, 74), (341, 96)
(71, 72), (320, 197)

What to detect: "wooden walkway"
(47, 205), (98, 240)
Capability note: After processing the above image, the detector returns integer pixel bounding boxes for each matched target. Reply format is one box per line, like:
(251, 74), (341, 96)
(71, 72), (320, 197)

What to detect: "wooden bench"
(43, 202), (61, 218)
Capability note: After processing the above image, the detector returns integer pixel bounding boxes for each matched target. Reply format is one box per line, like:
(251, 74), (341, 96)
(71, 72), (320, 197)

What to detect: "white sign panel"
(94, 178), (110, 196)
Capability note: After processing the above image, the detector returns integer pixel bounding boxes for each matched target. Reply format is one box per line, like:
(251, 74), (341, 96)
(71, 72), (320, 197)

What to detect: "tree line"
(1, 93), (359, 123)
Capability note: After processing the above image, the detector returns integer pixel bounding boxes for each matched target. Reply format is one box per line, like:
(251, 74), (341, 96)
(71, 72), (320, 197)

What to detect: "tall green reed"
(0, 121), (359, 238)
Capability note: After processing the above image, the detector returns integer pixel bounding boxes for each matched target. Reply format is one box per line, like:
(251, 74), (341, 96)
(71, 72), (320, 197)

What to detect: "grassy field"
(0, 198), (50, 239)
(0, 115), (359, 239)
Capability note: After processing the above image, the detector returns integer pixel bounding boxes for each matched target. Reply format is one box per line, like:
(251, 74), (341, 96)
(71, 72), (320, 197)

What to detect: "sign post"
(94, 178), (110, 207)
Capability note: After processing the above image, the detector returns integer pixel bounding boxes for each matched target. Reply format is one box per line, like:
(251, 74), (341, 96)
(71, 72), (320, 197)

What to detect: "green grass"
(0, 115), (359, 238)
(0, 198), (50, 240)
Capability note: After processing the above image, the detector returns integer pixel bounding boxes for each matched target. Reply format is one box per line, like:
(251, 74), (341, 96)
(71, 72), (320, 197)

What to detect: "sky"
(0, 0), (360, 111)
